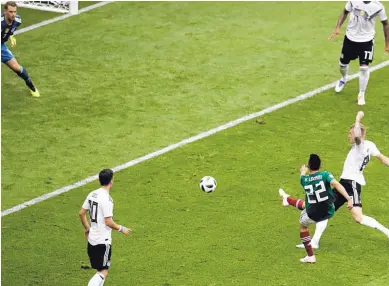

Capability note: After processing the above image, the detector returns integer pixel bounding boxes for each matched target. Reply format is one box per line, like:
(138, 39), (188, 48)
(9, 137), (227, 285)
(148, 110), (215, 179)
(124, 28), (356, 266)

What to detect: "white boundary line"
(14, 1), (113, 35)
(2, 60), (388, 217)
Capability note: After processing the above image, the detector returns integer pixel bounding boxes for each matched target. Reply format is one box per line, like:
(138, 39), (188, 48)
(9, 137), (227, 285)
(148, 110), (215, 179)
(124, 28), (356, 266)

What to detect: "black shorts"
(333, 179), (362, 211)
(340, 36), (374, 66)
(87, 242), (112, 270)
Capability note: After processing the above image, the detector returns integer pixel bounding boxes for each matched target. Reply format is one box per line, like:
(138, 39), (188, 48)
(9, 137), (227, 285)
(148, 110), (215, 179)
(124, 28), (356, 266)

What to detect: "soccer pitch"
(2, 2), (389, 285)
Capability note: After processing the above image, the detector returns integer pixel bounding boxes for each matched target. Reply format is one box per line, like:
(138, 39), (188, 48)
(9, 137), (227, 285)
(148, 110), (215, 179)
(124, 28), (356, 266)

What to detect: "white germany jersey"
(345, 1), (388, 42)
(340, 140), (381, 186)
(82, 188), (114, 246)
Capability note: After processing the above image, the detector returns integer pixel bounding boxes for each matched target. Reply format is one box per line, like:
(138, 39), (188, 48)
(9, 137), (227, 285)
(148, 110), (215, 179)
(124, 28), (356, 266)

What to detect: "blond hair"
(350, 123), (366, 137)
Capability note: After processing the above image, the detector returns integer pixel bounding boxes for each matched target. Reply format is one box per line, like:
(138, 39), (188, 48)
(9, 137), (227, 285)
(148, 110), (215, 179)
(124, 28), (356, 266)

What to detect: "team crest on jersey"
(353, 9), (369, 20)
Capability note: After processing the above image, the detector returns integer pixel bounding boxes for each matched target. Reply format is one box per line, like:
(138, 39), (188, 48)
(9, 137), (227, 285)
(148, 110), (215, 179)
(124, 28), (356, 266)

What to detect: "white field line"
(2, 63), (389, 217)
(14, 1), (113, 35)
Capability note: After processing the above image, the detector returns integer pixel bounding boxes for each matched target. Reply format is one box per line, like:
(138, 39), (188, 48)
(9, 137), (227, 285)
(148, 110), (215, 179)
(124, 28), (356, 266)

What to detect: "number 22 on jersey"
(304, 181), (328, 204)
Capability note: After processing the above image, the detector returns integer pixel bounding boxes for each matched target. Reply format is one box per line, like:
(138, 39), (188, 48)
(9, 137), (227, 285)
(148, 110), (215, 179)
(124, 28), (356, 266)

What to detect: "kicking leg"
(278, 189), (305, 209)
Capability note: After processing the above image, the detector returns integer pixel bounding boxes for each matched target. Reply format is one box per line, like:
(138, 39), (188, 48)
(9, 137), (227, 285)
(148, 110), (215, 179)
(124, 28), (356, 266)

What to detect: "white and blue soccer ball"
(199, 176), (217, 193)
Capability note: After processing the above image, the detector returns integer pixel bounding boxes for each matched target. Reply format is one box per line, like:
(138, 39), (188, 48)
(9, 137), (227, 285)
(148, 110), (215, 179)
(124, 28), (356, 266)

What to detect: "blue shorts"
(1, 43), (14, 63)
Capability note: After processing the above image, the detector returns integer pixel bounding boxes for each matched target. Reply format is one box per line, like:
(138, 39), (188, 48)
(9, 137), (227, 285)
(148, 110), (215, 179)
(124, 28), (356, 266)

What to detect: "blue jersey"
(1, 13), (22, 44)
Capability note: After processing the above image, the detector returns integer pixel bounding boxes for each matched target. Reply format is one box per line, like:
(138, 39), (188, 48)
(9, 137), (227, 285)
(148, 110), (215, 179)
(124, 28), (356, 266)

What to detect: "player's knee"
(339, 62), (349, 72)
(7, 59), (21, 73)
(353, 214), (363, 223)
(98, 269), (108, 277)
(339, 62), (348, 68)
(11, 64), (22, 74)
(359, 65), (369, 74)
(339, 59), (350, 66)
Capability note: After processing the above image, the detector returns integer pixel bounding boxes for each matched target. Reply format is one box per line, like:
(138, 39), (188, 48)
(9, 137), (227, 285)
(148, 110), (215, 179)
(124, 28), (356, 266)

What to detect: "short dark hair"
(99, 169), (113, 186)
(4, 1), (17, 10)
(308, 154), (321, 171)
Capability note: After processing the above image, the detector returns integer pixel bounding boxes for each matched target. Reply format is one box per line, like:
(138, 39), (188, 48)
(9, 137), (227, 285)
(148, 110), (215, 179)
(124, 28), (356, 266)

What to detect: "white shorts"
(299, 209), (315, 227)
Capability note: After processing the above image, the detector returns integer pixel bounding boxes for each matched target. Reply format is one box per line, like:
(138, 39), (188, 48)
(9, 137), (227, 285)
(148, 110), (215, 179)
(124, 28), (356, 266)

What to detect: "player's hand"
(346, 199), (353, 210)
(10, 36), (16, 48)
(120, 226), (132, 236)
(385, 44), (389, 54)
(356, 111), (364, 122)
(84, 229), (89, 240)
(300, 164), (308, 176)
(328, 28), (340, 40)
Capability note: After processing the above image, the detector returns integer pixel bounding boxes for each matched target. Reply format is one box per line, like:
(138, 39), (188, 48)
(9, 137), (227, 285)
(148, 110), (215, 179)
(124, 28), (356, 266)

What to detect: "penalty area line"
(14, 1), (113, 35)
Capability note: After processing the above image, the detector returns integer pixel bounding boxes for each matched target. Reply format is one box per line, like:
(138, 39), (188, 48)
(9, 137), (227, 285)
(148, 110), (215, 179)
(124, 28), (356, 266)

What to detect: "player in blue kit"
(2, 1), (40, 97)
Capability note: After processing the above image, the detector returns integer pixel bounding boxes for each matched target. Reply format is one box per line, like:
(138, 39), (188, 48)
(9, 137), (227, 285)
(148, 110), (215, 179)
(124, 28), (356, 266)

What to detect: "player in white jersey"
(279, 111), (389, 249)
(328, 1), (389, 105)
(79, 169), (131, 286)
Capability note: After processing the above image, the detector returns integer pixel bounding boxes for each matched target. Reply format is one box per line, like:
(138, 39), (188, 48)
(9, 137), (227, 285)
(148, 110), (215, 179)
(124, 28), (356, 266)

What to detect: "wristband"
(118, 225), (123, 232)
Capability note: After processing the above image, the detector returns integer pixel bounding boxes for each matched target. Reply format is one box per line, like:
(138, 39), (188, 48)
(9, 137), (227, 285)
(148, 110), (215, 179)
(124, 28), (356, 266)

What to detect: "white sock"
(339, 63), (349, 81)
(359, 66), (370, 95)
(88, 273), (105, 286)
(361, 215), (389, 237)
(312, 219), (328, 245)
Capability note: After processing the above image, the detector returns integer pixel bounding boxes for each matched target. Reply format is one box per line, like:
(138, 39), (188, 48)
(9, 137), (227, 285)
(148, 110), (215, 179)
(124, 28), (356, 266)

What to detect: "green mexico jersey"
(300, 171), (335, 222)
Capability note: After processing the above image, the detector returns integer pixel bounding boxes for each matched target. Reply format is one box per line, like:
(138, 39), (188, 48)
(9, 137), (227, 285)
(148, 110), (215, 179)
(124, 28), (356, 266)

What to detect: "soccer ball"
(200, 176), (217, 193)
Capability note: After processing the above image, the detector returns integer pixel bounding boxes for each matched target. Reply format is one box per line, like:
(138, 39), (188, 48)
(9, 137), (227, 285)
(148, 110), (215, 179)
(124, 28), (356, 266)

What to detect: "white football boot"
(335, 79), (346, 93)
(300, 255), (316, 263)
(278, 188), (289, 207)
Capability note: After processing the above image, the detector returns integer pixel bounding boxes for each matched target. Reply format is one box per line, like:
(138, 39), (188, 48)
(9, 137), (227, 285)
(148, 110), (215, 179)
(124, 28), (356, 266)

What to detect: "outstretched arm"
(329, 9), (350, 40)
(354, 111), (364, 145)
(376, 154), (389, 167)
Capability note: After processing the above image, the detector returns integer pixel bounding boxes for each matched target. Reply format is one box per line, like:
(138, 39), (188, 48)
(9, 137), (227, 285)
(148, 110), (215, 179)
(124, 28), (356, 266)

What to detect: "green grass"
(2, 2), (389, 286)
(2, 1), (389, 209)
(2, 68), (389, 285)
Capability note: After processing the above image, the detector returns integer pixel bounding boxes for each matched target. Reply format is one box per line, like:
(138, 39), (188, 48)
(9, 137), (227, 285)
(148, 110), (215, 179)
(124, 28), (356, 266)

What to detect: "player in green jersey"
(295, 154), (352, 263)
(280, 111), (389, 250)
